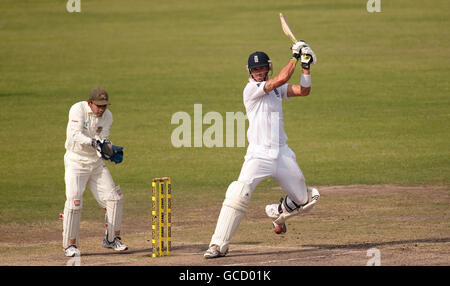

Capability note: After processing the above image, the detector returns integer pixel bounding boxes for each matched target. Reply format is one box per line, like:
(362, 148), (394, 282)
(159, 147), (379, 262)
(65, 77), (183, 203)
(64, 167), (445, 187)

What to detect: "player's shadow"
(81, 249), (148, 257)
(301, 237), (450, 250)
(80, 237), (450, 258)
(81, 244), (208, 257)
(228, 237), (450, 258)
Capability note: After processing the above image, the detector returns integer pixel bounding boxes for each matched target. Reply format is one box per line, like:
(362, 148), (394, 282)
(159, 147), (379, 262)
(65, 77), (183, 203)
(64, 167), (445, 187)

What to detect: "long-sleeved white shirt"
(65, 101), (112, 162)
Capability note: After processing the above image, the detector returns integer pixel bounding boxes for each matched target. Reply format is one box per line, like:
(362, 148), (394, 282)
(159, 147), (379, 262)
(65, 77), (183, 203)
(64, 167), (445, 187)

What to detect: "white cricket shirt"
(243, 78), (289, 150)
(65, 101), (112, 161)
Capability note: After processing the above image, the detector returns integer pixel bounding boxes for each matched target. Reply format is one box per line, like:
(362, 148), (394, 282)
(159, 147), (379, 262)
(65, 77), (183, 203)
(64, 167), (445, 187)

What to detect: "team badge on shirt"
(96, 126), (103, 134)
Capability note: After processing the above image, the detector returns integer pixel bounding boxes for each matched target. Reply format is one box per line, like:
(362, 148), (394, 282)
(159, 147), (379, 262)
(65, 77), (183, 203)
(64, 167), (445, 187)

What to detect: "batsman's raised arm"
(263, 59), (297, 93)
(287, 42), (317, 97)
(287, 69), (311, 97)
(263, 41), (306, 93)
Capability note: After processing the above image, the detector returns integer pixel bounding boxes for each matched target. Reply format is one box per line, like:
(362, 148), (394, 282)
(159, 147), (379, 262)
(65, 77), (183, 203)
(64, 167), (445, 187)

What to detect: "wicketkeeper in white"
(62, 88), (127, 257)
(205, 41), (320, 258)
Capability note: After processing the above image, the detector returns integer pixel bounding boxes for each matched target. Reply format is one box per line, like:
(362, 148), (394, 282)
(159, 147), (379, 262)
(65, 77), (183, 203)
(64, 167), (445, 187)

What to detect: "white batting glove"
(300, 46), (317, 69)
(291, 40), (308, 60)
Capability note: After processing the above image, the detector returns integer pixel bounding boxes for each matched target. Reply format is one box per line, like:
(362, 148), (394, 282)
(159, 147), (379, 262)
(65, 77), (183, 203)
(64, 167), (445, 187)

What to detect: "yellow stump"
(151, 180), (157, 258)
(165, 177), (172, 255)
(151, 177), (172, 257)
(159, 180), (164, 257)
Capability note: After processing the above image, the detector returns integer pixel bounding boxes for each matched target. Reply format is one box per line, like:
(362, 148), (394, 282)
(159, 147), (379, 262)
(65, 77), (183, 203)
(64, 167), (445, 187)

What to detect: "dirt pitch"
(1, 185), (449, 266)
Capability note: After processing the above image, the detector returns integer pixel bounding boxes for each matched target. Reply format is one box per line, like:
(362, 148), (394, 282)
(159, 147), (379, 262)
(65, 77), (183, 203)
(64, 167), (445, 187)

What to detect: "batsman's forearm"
(277, 59), (297, 83)
(286, 69), (311, 97)
(300, 70), (311, 96)
(265, 59), (297, 92)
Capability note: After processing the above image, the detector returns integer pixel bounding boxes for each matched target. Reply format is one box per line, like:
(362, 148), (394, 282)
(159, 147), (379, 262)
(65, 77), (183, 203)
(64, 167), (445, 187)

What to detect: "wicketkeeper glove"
(96, 139), (124, 164)
(91, 138), (102, 153)
(109, 145), (124, 164)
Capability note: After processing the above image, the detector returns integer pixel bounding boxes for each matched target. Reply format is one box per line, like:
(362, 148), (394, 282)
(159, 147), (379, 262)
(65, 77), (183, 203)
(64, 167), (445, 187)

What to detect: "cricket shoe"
(103, 237), (128, 251)
(204, 244), (228, 259)
(265, 204), (281, 219)
(265, 197), (283, 218)
(64, 245), (80, 257)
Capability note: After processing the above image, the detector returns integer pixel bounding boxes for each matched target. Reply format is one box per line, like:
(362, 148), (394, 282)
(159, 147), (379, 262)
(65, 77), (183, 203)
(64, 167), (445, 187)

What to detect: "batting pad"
(223, 181), (252, 212)
(210, 181), (252, 253)
(62, 208), (81, 249)
(105, 200), (124, 241)
(210, 204), (245, 254)
(105, 186), (124, 242)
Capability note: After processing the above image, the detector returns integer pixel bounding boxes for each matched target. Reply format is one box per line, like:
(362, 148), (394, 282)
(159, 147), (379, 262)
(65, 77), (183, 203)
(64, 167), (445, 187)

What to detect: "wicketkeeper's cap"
(88, 88), (111, 105)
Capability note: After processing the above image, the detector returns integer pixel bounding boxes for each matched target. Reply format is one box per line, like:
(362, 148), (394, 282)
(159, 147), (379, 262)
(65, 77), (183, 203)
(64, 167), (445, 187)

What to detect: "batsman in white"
(204, 41), (320, 258)
(62, 88), (127, 257)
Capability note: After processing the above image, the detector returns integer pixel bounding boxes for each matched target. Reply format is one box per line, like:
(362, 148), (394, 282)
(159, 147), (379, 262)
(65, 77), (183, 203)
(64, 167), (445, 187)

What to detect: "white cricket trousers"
(63, 152), (123, 249)
(238, 144), (308, 206)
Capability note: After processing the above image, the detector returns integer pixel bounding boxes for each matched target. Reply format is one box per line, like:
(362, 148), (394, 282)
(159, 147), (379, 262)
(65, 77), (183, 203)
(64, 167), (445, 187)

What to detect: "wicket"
(151, 177), (172, 257)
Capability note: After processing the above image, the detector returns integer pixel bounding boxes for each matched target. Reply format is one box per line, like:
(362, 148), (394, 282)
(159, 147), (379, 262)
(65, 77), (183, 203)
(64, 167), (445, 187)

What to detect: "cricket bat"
(279, 13), (297, 43)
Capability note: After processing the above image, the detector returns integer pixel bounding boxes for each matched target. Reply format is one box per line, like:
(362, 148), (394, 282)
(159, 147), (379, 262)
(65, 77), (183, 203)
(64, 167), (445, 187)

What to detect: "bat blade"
(279, 13), (297, 43)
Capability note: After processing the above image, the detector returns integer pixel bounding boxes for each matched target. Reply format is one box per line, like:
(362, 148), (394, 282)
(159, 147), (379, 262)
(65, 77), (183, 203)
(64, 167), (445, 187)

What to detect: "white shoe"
(103, 237), (128, 251)
(265, 204), (280, 219)
(204, 244), (228, 259)
(64, 245), (80, 257)
(308, 187), (320, 202)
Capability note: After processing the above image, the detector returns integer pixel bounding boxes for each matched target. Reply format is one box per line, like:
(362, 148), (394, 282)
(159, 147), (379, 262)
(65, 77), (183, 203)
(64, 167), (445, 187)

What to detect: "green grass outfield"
(0, 0), (448, 223)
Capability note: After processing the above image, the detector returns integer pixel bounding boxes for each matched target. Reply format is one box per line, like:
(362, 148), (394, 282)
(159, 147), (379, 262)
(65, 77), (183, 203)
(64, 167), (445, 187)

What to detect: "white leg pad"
(105, 186), (124, 242)
(222, 181), (252, 211)
(62, 207), (82, 249)
(210, 205), (245, 254)
(210, 181), (252, 253)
